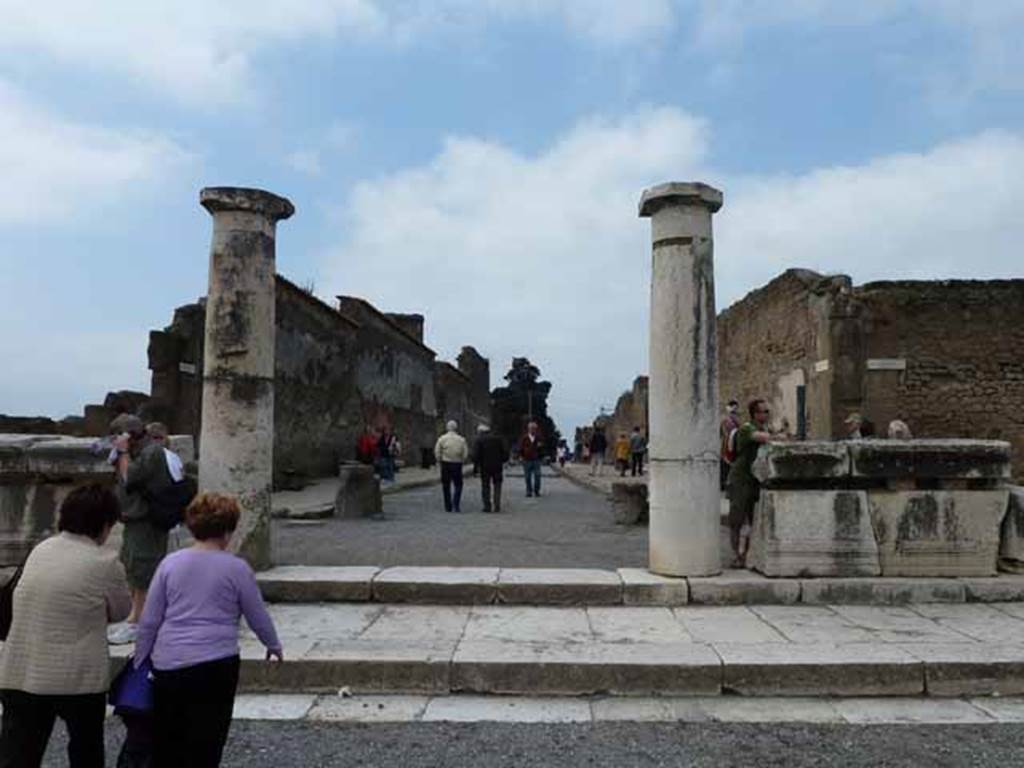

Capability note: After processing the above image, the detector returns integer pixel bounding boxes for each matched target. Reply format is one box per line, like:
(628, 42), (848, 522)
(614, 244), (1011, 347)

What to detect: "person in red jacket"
(519, 421), (544, 498)
(356, 426), (378, 466)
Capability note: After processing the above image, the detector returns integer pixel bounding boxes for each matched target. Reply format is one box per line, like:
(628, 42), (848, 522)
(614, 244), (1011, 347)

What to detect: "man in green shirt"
(725, 399), (774, 569)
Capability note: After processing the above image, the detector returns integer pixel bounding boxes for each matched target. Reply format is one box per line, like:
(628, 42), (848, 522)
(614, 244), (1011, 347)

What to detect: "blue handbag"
(109, 656), (155, 714)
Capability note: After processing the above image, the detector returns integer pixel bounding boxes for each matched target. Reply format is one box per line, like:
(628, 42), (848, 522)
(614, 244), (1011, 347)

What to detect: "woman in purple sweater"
(133, 492), (282, 767)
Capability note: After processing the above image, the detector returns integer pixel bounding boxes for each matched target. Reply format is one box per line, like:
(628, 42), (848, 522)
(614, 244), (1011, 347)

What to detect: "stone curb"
(111, 643), (1024, 699)
(226, 693), (1024, 724)
(257, 566), (1024, 607)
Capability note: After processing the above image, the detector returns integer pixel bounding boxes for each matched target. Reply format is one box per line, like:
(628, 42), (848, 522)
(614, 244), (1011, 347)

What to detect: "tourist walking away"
(0, 484), (130, 768)
(725, 399), (774, 568)
(109, 414), (175, 645)
(133, 493), (282, 768)
(557, 441), (568, 468)
(519, 421), (545, 497)
(629, 426), (647, 477)
(719, 400), (741, 489)
(473, 425), (509, 512)
(588, 428), (608, 476)
(614, 432), (631, 476)
(377, 428), (398, 482)
(434, 420), (468, 512)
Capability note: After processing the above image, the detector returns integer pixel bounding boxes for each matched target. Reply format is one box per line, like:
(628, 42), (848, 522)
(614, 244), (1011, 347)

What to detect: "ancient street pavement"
(44, 720), (1024, 767)
(273, 471), (656, 568)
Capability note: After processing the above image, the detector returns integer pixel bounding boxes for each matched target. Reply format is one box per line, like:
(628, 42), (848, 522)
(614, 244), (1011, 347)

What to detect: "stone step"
(257, 565), (1024, 606)
(112, 602), (1024, 698)
(226, 693), (1024, 724)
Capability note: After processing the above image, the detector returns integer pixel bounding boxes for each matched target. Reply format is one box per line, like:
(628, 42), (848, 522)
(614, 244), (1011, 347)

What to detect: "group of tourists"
(0, 415), (282, 767)
(432, 420), (548, 514)
(720, 397), (917, 569)
(582, 426), (647, 478)
(356, 425), (402, 482)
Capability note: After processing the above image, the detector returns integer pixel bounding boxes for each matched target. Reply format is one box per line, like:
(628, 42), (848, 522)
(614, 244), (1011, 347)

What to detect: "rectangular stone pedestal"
(869, 490), (1007, 577)
(749, 490), (880, 577)
(1000, 486), (1024, 573)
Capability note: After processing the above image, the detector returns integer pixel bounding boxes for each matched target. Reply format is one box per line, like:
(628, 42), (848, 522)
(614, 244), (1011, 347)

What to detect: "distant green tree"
(490, 357), (560, 459)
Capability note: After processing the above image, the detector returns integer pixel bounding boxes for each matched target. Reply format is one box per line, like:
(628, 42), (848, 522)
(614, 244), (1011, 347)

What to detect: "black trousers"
(441, 462), (463, 511)
(0, 689), (106, 768)
(480, 471), (503, 512)
(152, 655), (240, 768)
(631, 453), (644, 476)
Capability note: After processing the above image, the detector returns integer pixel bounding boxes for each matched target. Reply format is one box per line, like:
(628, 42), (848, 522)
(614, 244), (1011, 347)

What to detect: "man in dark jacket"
(589, 428), (608, 476)
(473, 425), (509, 513)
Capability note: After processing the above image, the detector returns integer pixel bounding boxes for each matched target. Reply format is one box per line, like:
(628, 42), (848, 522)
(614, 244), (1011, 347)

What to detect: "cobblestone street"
(272, 471), (657, 568)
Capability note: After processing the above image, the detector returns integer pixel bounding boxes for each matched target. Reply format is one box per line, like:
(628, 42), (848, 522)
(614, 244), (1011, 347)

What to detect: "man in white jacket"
(434, 420), (468, 513)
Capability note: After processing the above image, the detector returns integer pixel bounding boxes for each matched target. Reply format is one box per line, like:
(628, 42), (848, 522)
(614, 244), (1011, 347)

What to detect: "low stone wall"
(0, 433), (195, 566)
(749, 440), (1012, 578)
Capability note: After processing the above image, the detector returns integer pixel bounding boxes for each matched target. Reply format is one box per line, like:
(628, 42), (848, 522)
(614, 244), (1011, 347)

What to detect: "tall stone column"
(198, 187), (294, 570)
(639, 182), (723, 577)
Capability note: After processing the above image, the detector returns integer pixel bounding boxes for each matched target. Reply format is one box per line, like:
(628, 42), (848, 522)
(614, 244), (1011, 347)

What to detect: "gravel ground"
(271, 473), (655, 568)
(44, 720), (1024, 767)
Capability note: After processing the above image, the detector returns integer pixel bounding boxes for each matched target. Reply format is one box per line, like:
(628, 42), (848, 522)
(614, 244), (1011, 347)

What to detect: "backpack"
(723, 427), (739, 464)
(147, 474), (198, 531)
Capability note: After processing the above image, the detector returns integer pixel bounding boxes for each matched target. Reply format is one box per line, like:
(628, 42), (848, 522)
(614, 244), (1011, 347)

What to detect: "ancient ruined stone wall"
(856, 280), (1024, 478)
(604, 376), (649, 447)
(274, 278), (362, 478)
(457, 346), (491, 420)
(717, 269), (825, 434)
(336, 295), (441, 467)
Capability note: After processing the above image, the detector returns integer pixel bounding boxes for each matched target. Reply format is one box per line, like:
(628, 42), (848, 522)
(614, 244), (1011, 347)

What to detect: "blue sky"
(2, 1), (1023, 434)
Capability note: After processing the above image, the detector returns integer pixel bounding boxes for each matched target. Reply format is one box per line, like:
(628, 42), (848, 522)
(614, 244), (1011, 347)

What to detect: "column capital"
(200, 186), (295, 222)
(639, 182), (723, 217)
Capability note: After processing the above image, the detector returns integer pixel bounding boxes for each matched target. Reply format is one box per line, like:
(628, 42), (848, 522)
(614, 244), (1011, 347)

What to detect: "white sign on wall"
(813, 359), (830, 373)
(866, 358), (907, 371)
(178, 362), (197, 375)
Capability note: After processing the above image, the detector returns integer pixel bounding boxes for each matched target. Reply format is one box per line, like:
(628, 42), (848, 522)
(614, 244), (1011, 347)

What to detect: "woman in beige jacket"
(0, 483), (131, 767)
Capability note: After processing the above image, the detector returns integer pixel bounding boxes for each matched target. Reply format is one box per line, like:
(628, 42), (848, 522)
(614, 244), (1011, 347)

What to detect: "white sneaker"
(108, 623), (138, 645)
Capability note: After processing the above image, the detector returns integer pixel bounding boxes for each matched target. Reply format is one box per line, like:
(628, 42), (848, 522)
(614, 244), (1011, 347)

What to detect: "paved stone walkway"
(272, 473), (659, 568)
(110, 600), (1024, 697)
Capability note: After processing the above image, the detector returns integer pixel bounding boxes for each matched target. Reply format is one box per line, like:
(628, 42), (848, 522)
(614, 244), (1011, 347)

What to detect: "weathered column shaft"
(198, 187), (294, 570)
(640, 182), (723, 577)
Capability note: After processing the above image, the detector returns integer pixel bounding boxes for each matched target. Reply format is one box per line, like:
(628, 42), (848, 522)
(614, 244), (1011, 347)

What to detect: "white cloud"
(1, 1), (675, 105)
(0, 80), (189, 226)
(286, 150), (324, 176)
(320, 108), (1024, 432)
(717, 130), (1024, 305)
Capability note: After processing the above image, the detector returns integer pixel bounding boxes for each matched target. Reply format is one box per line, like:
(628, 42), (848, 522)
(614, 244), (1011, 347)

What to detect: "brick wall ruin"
(147, 275), (491, 481)
(588, 269), (1024, 479)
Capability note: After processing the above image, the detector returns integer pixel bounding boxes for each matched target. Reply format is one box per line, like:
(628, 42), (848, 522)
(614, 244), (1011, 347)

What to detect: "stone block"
(372, 567), (499, 604)
(0, 435), (41, 474)
(451, 640), (721, 696)
(257, 566), (380, 602)
(962, 575), (1024, 603)
(869, 490), (1007, 576)
(495, 569), (622, 605)
(999, 486), (1024, 571)
(751, 441), (850, 485)
(167, 435), (196, 464)
(25, 437), (111, 478)
(849, 439), (1011, 480)
(610, 482), (648, 525)
(308, 695), (430, 723)
(334, 464), (381, 519)
(716, 643), (923, 696)
(833, 698), (994, 724)
(232, 694), (317, 721)
(617, 568), (688, 606)
(421, 695), (592, 723)
(687, 571), (800, 605)
(900, 643), (1024, 696)
(749, 490), (880, 577)
(800, 577), (965, 605)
